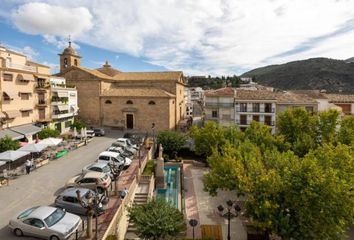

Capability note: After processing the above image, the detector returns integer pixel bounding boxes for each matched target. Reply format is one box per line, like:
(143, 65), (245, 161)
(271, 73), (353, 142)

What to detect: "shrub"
(38, 128), (60, 139)
(0, 136), (20, 152)
(70, 119), (86, 131)
(156, 131), (186, 158)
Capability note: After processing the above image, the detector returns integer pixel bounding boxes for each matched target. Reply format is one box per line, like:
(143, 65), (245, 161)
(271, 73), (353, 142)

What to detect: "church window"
(105, 100), (112, 104)
(126, 100), (133, 104)
(74, 59), (78, 66)
(64, 58), (68, 68)
(148, 101), (156, 105)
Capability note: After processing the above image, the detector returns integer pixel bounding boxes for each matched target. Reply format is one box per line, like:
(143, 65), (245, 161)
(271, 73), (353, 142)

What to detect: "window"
(126, 100), (133, 104)
(240, 103), (247, 112)
(3, 74), (13, 81)
(62, 196), (78, 203)
(240, 115), (247, 125)
(264, 103), (272, 113)
(253, 115), (260, 122)
(252, 103), (260, 112)
(305, 106), (314, 113)
(21, 111), (30, 117)
(24, 218), (44, 228)
(20, 93), (30, 100)
(148, 101), (156, 105)
(65, 121), (71, 128)
(105, 100), (112, 104)
(74, 59), (78, 66)
(212, 110), (218, 118)
(64, 58), (68, 68)
(264, 116), (272, 126)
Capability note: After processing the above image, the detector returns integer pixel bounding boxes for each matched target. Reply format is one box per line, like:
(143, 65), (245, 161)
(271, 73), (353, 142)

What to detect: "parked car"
(8, 205), (81, 240)
(107, 146), (134, 158)
(55, 188), (108, 216)
(123, 133), (144, 145)
(111, 142), (137, 155)
(93, 128), (105, 136)
(82, 162), (114, 180)
(86, 130), (95, 138)
(65, 172), (111, 193)
(97, 151), (132, 168)
(116, 138), (139, 150)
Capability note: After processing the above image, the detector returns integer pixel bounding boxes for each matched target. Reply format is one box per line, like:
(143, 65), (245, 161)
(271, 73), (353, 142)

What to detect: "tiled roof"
(204, 87), (235, 97)
(235, 89), (277, 100)
(101, 87), (175, 98)
(276, 91), (317, 104)
(324, 94), (354, 103)
(76, 66), (113, 79)
(290, 90), (328, 99)
(96, 61), (121, 77)
(112, 71), (183, 81)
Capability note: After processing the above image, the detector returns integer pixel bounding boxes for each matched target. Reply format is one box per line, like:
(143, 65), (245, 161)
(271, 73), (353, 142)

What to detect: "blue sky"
(1, 0), (354, 75)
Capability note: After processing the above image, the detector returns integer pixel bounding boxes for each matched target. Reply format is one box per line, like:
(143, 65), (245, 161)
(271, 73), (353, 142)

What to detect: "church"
(57, 42), (186, 131)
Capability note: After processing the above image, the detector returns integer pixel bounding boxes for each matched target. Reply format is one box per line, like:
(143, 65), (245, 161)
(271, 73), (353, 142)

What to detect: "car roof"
(99, 151), (119, 157)
(116, 138), (128, 141)
(27, 206), (56, 220)
(87, 162), (108, 169)
(59, 187), (91, 197)
(83, 171), (106, 178)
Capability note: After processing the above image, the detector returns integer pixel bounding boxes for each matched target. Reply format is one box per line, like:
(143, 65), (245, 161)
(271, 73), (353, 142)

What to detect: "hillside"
(241, 58), (354, 93)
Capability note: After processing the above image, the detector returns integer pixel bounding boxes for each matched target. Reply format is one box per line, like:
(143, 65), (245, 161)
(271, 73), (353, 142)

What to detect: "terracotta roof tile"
(101, 87), (175, 98)
(112, 71), (183, 81)
(324, 94), (354, 103)
(204, 87), (235, 96)
(235, 89), (277, 100)
(276, 91), (317, 104)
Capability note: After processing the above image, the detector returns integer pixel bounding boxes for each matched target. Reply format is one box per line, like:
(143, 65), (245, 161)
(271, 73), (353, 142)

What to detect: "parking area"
(0, 129), (122, 240)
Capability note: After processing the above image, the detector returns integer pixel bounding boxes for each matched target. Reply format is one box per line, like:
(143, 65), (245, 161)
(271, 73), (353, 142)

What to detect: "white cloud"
(7, 0), (354, 74)
(5, 44), (39, 60)
(11, 2), (92, 37)
(42, 61), (59, 73)
(43, 35), (80, 49)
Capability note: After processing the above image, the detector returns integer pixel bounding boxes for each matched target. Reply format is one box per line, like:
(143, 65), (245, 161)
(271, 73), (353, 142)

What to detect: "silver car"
(8, 205), (82, 240)
(55, 188), (108, 216)
(82, 162), (114, 180)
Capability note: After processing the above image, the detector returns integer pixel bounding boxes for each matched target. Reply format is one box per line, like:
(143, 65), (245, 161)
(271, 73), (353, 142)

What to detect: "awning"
(0, 129), (24, 140)
(19, 143), (47, 153)
(0, 150), (30, 162)
(3, 90), (17, 100)
(39, 138), (63, 146)
(19, 92), (32, 95)
(57, 92), (68, 98)
(0, 112), (6, 118)
(0, 161), (5, 167)
(11, 124), (41, 136)
(57, 105), (69, 111)
(20, 108), (33, 112)
(4, 110), (21, 119)
(17, 73), (35, 81)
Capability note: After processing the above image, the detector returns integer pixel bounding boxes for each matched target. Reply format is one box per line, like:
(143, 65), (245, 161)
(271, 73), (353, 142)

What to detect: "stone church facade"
(57, 42), (186, 131)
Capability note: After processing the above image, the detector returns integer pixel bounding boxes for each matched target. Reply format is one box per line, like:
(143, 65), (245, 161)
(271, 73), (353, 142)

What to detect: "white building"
(49, 77), (78, 134)
(235, 89), (277, 134)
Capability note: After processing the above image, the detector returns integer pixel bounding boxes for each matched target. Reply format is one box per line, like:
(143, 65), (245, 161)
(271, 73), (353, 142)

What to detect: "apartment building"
(276, 91), (319, 114)
(0, 45), (51, 142)
(204, 87), (235, 127)
(325, 94), (354, 115)
(235, 89), (277, 133)
(49, 77), (78, 134)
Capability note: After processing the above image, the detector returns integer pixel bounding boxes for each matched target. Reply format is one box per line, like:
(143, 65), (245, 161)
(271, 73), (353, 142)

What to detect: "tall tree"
(128, 199), (186, 240)
(156, 131), (186, 158)
(338, 116), (354, 145)
(318, 109), (340, 143)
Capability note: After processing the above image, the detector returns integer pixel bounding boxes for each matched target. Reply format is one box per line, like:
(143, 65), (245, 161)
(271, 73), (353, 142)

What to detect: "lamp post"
(189, 219), (198, 240)
(217, 200), (241, 240)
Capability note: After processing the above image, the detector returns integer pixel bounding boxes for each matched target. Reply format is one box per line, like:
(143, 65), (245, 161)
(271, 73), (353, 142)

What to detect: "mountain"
(241, 58), (354, 93)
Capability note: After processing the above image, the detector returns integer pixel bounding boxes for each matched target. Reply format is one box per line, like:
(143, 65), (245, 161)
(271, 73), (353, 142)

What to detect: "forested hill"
(241, 58), (354, 93)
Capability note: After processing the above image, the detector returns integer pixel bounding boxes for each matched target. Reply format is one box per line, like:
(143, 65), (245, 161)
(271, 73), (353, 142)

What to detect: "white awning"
(17, 73), (35, 81)
(39, 138), (63, 146)
(57, 92), (68, 98)
(11, 124), (41, 136)
(3, 90), (17, 100)
(19, 143), (48, 153)
(0, 129), (24, 140)
(0, 150), (30, 162)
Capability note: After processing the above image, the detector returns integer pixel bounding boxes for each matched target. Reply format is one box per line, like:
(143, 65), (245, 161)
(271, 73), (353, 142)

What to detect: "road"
(0, 130), (121, 240)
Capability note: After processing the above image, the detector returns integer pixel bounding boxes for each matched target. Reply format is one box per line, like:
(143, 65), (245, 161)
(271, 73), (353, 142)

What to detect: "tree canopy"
(156, 131), (186, 158)
(128, 199), (186, 240)
(38, 128), (60, 139)
(192, 108), (354, 239)
(0, 136), (20, 152)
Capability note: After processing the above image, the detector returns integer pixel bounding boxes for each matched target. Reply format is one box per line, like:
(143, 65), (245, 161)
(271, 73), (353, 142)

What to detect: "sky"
(1, 0), (354, 76)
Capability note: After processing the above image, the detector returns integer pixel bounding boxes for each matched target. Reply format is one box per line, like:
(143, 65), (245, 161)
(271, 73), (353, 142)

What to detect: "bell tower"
(59, 37), (81, 73)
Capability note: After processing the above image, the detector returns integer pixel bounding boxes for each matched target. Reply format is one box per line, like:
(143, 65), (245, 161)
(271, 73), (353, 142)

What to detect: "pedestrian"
(3, 169), (9, 186)
(25, 159), (31, 174)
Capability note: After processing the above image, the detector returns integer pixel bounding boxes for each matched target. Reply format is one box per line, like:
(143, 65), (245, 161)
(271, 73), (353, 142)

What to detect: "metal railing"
(205, 102), (234, 108)
(236, 107), (275, 113)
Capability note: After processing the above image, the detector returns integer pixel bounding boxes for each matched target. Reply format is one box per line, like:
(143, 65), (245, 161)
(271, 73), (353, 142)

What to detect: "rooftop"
(101, 87), (175, 98)
(235, 89), (277, 100)
(276, 91), (317, 104)
(324, 94), (354, 103)
(204, 87), (235, 97)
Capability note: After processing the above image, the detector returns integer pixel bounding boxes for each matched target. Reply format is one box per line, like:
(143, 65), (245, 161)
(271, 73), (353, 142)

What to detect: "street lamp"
(189, 219), (198, 240)
(217, 200), (241, 240)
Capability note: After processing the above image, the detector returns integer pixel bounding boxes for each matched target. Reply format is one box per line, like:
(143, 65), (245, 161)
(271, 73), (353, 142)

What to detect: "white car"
(97, 151), (132, 168)
(8, 205), (82, 240)
(116, 138), (139, 150)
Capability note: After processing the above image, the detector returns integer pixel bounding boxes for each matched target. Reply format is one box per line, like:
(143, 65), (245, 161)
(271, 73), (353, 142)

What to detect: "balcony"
(35, 83), (50, 91)
(52, 111), (76, 119)
(51, 83), (76, 89)
(235, 107), (275, 113)
(6, 62), (36, 72)
(205, 102), (234, 108)
(236, 120), (275, 127)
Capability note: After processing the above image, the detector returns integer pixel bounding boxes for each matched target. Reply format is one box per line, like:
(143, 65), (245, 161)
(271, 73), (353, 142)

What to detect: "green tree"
(37, 128), (60, 139)
(318, 109), (340, 143)
(70, 119), (86, 131)
(0, 136), (20, 152)
(128, 199), (186, 240)
(190, 121), (228, 156)
(338, 116), (354, 145)
(156, 131), (186, 158)
(277, 108), (318, 156)
(203, 141), (354, 239)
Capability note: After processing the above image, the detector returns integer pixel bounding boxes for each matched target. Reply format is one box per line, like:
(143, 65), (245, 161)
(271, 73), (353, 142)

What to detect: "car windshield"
(102, 165), (110, 173)
(44, 208), (65, 227)
(17, 206), (39, 219)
